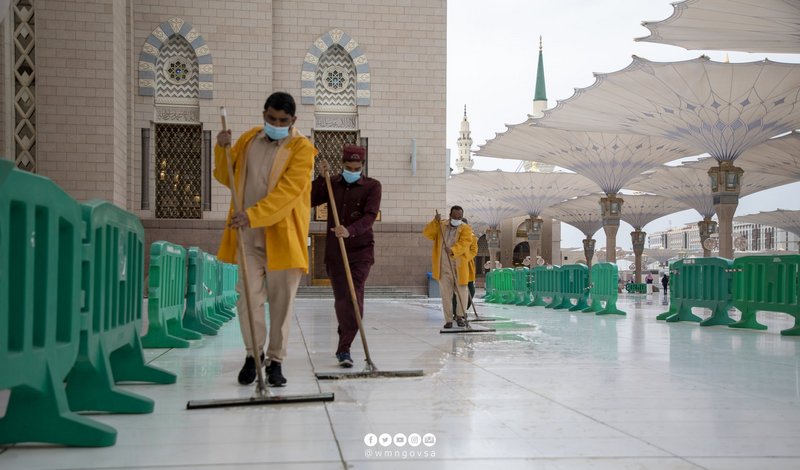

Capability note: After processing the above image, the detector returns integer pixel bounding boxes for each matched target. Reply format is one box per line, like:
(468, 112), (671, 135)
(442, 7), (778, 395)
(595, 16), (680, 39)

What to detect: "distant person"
(452, 218), (478, 313)
(424, 206), (474, 328)
(661, 274), (669, 294)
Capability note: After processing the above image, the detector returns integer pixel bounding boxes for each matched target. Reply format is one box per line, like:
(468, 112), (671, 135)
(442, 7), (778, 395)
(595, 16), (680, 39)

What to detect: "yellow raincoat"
(467, 232), (478, 282)
(213, 126), (317, 272)
(423, 218), (474, 285)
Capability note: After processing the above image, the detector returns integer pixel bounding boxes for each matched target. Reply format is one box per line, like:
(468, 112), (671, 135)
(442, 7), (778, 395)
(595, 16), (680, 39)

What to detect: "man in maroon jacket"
(311, 144), (382, 368)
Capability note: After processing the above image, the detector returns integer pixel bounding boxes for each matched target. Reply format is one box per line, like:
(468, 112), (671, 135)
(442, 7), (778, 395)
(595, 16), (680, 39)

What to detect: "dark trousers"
(452, 281), (475, 314)
(327, 261), (372, 354)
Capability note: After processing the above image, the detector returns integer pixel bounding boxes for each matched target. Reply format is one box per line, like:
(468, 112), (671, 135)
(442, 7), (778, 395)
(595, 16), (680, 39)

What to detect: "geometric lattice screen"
(155, 123), (202, 219)
(312, 130), (359, 178)
(13, 0), (36, 172)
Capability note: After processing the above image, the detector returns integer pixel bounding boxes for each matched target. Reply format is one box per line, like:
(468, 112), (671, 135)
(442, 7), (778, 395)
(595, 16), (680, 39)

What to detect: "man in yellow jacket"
(423, 206), (474, 328)
(452, 218), (478, 314)
(214, 92), (317, 387)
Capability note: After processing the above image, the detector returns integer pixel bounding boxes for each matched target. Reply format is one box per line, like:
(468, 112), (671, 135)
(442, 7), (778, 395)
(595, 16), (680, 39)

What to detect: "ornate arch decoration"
(138, 17), (213, 98)
(301, 29), (370, 106)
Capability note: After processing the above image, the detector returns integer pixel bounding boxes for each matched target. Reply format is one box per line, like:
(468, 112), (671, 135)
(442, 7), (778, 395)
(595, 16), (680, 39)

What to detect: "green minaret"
(534, 36), (547, 102)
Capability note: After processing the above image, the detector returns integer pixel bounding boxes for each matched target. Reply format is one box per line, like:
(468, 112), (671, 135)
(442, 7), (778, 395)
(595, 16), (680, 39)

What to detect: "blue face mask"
(264, 122), (290, 141)
(342, 169), (362, 184)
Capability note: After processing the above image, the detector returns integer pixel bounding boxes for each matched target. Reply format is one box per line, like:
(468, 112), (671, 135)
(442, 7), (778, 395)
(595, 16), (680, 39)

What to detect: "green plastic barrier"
(486, 268), (513, 304)
(626, 283), (647, 294)
(220, 262), (239, 315)
(540, 265), (563, 309)
(513, 267), (531, 305)
(729, 255), (800, 335)
(203, 253), (232, 323)
(142, 241), (201, 348)
(485, 269), (502, 303)
(586, 263), (626, 315)
(213, 257), (235, 320)
(553, 264), (590, 311)
(184, 247), (222, 335)
(0, 168), (116, 447)
(656, 257), (734, 325)
(527, 266), (549, 307)
(65, 201), (176, 415)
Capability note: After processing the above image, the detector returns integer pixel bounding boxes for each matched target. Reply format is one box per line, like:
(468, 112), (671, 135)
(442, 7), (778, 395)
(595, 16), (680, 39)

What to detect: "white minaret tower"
(455, 105), (474, 173)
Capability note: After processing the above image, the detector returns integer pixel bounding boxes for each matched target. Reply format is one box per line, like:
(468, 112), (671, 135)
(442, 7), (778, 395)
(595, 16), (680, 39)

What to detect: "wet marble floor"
(2, 293), (800, 469)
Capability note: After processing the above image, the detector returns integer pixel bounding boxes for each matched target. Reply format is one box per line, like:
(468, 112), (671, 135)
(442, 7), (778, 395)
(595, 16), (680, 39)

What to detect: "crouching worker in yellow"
(214, 92), (317, 387)
(423, 206), (474, 328)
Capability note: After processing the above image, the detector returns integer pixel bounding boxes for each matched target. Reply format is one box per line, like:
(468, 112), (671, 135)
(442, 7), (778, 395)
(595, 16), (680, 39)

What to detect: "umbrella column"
(631, 229), (646, 283)
(486, 227), (501, 271)
(600, 194), (624, 263)
(583, 238), (596, 269)
(698, 218), (718, 257)
(526, 216), (543, 262)
(709, 162), (743, 259)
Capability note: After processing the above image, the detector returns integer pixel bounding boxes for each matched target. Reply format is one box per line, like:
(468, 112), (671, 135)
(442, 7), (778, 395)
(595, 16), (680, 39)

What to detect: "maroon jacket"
(310, 173), (382, 265)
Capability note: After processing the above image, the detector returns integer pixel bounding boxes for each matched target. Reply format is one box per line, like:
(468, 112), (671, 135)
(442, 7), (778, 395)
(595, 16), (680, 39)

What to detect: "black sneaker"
(265, 360), (287, 387)
(456, 317), (466, 327)
(443, 322), (453, 329)
(336, 352), (354, 368)
(237, 352), (265, 385)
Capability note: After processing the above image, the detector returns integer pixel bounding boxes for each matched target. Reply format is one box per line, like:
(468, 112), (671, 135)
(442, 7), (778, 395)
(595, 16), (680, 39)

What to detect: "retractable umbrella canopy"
(621, 194), (690, 230)
(479, 126), (695, 195)
(544, 196), (604, 239)
(686, 131), (800, 180)
(736, 209), (800, 238)
(449, 169), (598, 217)
(630, 165), (796, 219)
(539, 56), (800, 163)
(636, 0), (800, 54)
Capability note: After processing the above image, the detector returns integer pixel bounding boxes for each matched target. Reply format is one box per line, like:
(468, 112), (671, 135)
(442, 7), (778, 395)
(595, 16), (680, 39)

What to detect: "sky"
(446, 0), (800, 249)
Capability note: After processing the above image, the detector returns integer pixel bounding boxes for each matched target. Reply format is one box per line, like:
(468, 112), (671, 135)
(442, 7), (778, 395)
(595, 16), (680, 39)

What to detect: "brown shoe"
(443, 322), (453, 329)
(456, 317), (466, 327)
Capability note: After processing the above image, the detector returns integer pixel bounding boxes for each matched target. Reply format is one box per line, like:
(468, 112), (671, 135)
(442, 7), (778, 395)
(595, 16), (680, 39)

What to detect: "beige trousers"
(439, 256), (468, 322)
(235, 230), (302, 363)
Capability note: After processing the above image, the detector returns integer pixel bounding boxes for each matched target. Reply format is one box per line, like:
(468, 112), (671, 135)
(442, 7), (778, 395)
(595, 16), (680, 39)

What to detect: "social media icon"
(423, 433), (436, 447)
(408, 433), (422, 447)
(379, 433), (392, 447)
(393, 433), (407, 447)
(364, 433), (377, 447)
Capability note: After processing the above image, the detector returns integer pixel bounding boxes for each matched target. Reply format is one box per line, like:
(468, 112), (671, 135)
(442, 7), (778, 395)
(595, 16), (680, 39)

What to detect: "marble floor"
(2, 293), (800, 469)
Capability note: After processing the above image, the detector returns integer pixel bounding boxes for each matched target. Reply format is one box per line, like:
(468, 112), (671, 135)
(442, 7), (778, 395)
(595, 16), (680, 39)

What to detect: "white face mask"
(450, 219), (462, 227)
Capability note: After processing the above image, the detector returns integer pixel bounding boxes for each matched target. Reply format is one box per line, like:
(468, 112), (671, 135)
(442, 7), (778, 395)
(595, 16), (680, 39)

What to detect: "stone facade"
(0, 0), (446, 287)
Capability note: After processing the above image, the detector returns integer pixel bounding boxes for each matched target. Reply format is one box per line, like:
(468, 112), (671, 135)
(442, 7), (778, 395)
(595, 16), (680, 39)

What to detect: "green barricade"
(184, 247), (222, 335)
(586, 263), (626, 315)
(65, 201), (176, 416)
(513, 267), (531, 305)
(142, 241), (201, 348)
(0, 168), (116, 447)
(203, 253), (231, 323)
(554, 264), (590, 311)
(213, 257), (235, 320)
(485, 269), (502, 302)
(489, 268), (514, 304)
(730, 255), (800, 335)
(220, 262), (239, 314)
(656, 257), (734, 325)
(540, 265), (563, 308)
(626, 283), (647, 294)
(483, 270), (495, 301)
(528, 266), (550, 307)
